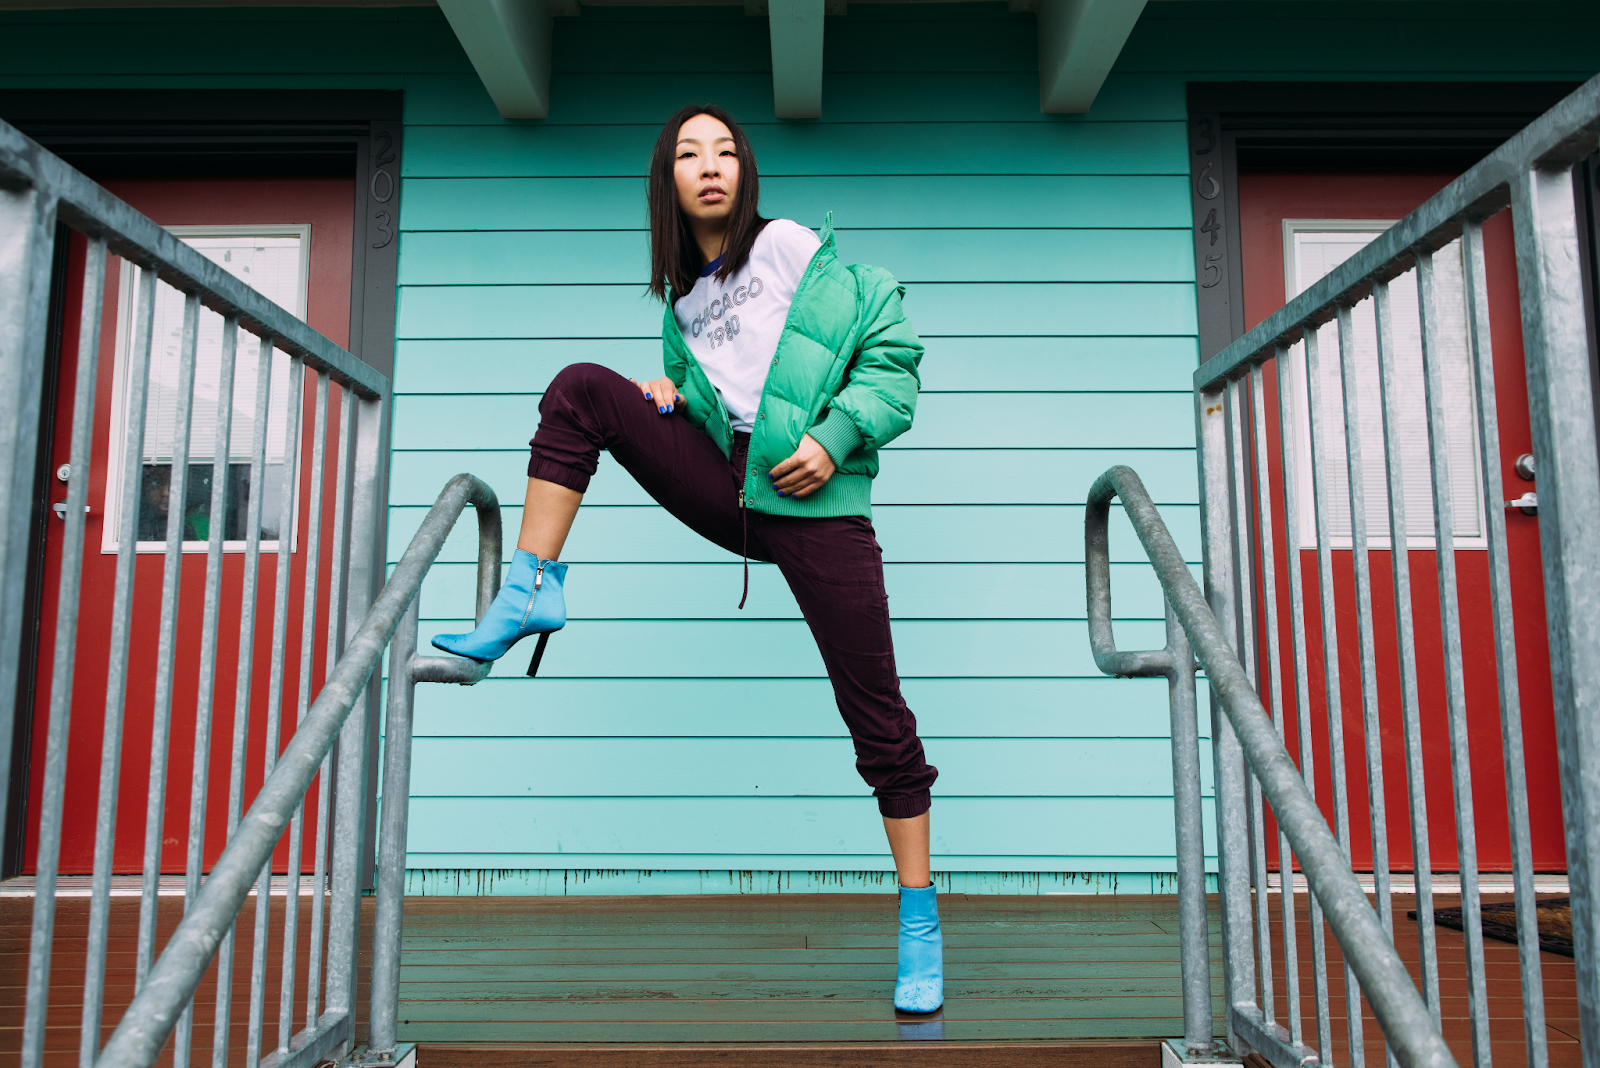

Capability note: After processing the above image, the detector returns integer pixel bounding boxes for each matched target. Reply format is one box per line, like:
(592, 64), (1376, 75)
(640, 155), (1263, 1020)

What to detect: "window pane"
(1290, 230), (1481, 545)
(128, 231), (305, 544)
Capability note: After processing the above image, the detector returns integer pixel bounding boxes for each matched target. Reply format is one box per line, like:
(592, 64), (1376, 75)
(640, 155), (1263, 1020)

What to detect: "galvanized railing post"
(324, 390), (388, 1038)
(366, 595), (419, 1059)
(1511, 157), (1600, 1059)
(1196, 385), (1256, 1054)
(1164, 604), (1213, 1053)
(356, 478), (500, 1066)
(0, 177), (58, 849)
(1085, 494), (1213, 1052)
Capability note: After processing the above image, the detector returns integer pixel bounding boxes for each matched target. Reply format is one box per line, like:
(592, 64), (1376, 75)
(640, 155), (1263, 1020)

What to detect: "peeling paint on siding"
(402, 869), (1222, 896)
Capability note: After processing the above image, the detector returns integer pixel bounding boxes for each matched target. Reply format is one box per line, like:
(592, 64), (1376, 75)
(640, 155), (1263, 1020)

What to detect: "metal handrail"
(95, 473), (502, 1068)
(1085, 465), (1456, 1068)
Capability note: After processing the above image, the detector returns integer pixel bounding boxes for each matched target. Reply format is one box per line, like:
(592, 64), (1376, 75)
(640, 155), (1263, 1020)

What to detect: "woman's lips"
(699, 187), (726, 202)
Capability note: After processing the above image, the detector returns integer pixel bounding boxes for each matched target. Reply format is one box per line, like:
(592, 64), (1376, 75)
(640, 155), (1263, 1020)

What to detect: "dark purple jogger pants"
(527, 362), (937, 818)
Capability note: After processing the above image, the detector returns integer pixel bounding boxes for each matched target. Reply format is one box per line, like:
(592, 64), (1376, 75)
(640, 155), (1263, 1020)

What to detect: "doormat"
(1408, 898), (1572, 957)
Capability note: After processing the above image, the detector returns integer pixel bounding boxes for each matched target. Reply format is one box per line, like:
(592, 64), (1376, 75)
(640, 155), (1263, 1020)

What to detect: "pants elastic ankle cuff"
(878, 793), (930, 819)
(526, 455), (591, 493)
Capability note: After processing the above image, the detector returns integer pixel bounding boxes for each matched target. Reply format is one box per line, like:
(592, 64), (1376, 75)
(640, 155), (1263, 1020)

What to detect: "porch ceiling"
(1, 0), (1153, 119)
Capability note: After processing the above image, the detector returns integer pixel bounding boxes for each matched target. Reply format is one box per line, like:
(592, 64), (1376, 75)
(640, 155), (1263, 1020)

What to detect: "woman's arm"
(772, 267), (923, 498)
(821, 266), (923, 452)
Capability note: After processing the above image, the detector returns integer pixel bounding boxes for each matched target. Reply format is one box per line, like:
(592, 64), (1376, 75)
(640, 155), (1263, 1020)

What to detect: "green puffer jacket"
(662, 214), (923, 519)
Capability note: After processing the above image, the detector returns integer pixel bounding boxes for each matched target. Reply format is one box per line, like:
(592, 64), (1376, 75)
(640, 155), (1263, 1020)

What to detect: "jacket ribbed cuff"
(807, 409), (866, 465)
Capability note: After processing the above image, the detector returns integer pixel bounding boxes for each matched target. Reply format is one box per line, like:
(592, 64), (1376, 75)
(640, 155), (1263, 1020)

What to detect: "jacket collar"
(667, 213), (837, 306)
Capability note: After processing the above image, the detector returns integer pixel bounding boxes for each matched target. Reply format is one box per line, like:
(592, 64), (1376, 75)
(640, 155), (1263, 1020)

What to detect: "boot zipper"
(520, 560), (548, 628)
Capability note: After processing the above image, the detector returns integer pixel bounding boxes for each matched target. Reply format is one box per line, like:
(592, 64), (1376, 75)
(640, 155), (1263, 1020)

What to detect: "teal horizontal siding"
(391, 337), (1200, 393)
(411, 678), (1213, 739)
(551, 8), (1034, 75)
(397, 229), (1195, 286)
(403, 795), (1212, 866)
(398, 176), (1195, 231)
(403, 852), (1213, 873)
(409, 737), (1207, 796)
(397, 282), (1198, 339)
(388, 502), (1202, 565)
(413, 619), (1166, 679)
(416, 561), (1197, 620)
(401, 121), (1187, 178)
(388, 451), (1201, 510)
(402, 71), (1185, 126)
(392, 393), (1195, 450)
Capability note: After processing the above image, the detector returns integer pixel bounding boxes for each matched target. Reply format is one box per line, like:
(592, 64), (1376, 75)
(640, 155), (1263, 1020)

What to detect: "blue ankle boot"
(432, 549), (567, 675)
(895, 884), (943, 1013)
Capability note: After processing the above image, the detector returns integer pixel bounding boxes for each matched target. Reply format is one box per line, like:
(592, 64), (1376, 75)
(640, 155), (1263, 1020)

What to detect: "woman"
(432, 104), (942, 1014)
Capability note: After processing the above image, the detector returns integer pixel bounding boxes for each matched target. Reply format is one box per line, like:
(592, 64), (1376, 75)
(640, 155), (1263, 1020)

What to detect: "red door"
(24, 177), (354, 874)
(1239, 173), (1564, 873)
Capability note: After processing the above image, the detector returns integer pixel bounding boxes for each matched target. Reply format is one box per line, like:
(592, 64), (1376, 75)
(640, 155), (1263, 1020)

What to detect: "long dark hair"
(648, 103), (768, 301)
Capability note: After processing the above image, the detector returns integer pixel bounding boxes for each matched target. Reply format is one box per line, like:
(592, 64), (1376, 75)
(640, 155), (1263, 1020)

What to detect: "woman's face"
(674, 113), (740, 230)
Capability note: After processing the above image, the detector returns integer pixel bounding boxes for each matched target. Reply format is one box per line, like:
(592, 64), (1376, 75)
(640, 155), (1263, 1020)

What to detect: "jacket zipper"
(737, 488), (750, 610)
(731, 243), (825, 611)
(669, 224), (835, 610)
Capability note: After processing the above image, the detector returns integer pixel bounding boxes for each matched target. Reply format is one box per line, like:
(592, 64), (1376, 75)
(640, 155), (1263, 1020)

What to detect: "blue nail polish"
(645, 392), (652, 399)
(658, 406), (666, 413)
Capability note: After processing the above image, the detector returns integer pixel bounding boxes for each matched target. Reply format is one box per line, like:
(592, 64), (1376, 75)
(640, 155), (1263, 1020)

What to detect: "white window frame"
(101, 224), (311, 554)
(1281, 218), (1487, 551)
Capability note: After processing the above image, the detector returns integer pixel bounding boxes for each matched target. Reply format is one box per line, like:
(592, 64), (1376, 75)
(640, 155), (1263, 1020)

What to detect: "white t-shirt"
(673, 218), (821, 432)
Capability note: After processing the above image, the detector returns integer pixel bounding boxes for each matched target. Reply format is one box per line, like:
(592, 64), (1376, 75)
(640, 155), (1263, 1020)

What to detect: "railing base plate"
(346, 1042), (417, 1068)
(1162, 1038), (1242, 1068)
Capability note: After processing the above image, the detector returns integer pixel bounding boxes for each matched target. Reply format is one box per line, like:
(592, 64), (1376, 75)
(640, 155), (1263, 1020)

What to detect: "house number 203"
(371, 130), (397, 250)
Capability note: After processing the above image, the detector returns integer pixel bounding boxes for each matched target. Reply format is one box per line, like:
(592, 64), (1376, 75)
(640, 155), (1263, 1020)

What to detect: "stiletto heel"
(527, 632), (553, 677)
(432, 549), (567, 664)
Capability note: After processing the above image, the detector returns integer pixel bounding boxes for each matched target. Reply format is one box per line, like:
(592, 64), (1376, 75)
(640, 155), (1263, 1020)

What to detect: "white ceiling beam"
(1037, 0), (1146, 114)
(437, 0), (558, 119)
(768, 0), (825, 119)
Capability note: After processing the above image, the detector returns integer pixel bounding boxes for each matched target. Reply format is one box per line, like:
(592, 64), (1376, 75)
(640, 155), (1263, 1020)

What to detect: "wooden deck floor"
(398, 893), (1212, 1065)
(0, 890), (1582, 1068)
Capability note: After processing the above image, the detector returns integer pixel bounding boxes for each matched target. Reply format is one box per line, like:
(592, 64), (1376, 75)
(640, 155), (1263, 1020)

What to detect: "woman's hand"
(629, 377), (684, 415)
(769, 434), (836, 498)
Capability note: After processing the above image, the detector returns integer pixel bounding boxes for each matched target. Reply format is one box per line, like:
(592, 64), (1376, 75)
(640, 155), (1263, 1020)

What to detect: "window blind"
(1289, 230), (1482, 547)
(138, 235), (304, 467)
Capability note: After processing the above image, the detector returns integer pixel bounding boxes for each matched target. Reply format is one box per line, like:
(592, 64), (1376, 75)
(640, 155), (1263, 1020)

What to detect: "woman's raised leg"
(517, 477), (583, 560)
(434, 362), (746, 669)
